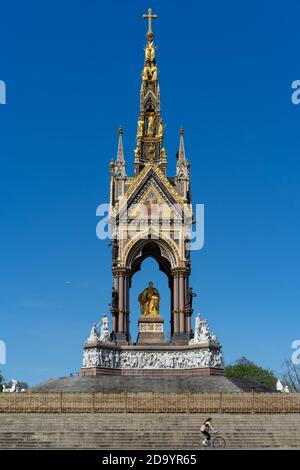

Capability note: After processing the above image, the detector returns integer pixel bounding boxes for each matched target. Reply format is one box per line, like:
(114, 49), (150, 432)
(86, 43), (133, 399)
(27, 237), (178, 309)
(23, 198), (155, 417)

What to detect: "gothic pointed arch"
(123, 227), (180, 272)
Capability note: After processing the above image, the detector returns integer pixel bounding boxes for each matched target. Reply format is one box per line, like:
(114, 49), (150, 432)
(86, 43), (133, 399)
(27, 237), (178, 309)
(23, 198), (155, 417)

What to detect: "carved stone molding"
(82, 346), (223, 370)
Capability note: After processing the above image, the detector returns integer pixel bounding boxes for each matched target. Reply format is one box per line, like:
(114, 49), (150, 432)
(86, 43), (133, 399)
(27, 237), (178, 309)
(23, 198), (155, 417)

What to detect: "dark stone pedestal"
(171, 333), (189, 346)
(115, 332), (129, 345)
(137, 315), (166, 345)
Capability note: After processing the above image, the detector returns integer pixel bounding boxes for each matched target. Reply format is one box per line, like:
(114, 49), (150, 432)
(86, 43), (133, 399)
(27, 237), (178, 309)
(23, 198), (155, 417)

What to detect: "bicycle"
(201, 431), (226, 449)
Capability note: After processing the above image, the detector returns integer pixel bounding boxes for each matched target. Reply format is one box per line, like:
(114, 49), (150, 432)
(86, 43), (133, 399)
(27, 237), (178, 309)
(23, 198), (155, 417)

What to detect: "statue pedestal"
(137, 315), (165, 345)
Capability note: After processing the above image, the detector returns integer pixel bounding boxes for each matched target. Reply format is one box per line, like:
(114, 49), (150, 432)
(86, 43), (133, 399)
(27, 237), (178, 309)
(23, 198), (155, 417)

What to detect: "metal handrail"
(0, 392), (300, 413)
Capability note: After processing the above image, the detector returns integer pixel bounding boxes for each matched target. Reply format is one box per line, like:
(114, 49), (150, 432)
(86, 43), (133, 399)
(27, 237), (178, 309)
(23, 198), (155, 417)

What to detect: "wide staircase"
(0, 413), (299, 449)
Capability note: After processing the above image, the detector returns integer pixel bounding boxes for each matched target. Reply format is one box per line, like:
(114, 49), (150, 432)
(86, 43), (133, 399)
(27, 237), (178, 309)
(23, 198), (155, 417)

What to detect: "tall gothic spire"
(114, 127), (126, 199)
(134, 8), (167, 176)
(176, 128), (190, 202)
(116, 126), (124, 161)
(178, 127), (186, 163)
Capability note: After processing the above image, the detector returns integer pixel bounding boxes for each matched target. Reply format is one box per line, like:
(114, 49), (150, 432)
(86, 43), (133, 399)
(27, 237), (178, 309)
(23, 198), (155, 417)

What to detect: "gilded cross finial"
(143, 8), (157, 41)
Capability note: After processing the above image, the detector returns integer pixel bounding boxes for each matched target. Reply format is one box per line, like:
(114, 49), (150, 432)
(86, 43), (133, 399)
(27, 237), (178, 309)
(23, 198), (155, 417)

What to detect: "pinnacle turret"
(114, 127), (126, 199)
(176, 128), (190, 202)
(116, 127), (124, 161)
(178, 127), (186, 162)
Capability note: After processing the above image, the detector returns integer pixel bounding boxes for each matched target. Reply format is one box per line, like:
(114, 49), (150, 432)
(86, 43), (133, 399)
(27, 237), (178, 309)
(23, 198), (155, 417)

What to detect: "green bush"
(225, 362), (277, 388)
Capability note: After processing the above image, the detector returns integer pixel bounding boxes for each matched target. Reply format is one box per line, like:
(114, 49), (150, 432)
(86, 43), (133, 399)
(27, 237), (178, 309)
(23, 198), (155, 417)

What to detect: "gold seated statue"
(138, 281), (160, 317)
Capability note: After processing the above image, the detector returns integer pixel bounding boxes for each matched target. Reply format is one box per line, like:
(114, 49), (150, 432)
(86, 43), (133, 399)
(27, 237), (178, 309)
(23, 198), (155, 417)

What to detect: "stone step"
(0, 413), (299, 449)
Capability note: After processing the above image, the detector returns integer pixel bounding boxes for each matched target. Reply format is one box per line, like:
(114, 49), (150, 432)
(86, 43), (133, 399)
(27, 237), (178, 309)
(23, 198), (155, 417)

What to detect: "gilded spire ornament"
(157, 120), (164, 140)
(143, 8), (157, 41)
(147, 114), (155, 136)
(133, 8), (165, 170)
(137, 117), (144, 140)
(145, 41), (155, 60)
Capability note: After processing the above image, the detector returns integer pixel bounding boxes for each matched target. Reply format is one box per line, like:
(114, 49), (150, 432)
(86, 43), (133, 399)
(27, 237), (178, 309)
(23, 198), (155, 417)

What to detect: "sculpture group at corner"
(189, 314), (218, 345)
(2, 379), (26, 393)
(87, 315), (111, 343)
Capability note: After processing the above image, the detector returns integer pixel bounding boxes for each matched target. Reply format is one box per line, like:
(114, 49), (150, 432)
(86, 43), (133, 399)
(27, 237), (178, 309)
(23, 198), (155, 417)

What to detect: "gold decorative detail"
(147, 114), (155, 136)
(171, 267), (190, 276)
(133, 169), (178, 209)
(134, 147), (140, 160)
(150, 64), (158, 81)
(137, 117), (144, 139)
(129, 184), (163, 218)
(142, 63), (151, 81)
(143, 63), (158, 82)
(120, 164), (150, 204)
(145, 41), (155, 60)
(111, 308), (129, 314)
(138, 281), (160, 317)
(121, 226), (181, 269)
(148, 143), (156, 161)
(112, 267), (131, 276)
(157, 120), (164, 139)
(154, 165), (191, 212)
(143, 8), (157, 41)
(113, 163), (192, 218)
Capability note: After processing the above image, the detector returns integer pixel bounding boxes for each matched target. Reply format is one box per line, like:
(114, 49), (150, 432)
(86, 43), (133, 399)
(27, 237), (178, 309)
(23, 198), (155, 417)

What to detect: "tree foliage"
(225, 358), (277, 388)
(282, 359), (300, 392)
(0, 369), (4, 391)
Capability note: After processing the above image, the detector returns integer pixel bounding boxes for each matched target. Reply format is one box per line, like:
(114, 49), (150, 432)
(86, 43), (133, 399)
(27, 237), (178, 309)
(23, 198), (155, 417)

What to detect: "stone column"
(110, 272), (119, 339)
(171, 267), (189, 344)
(118, 273), (124, 334)
(185, 313), (191, 337)
(179, 274), (185, 334)
(185, 276), (191, 338)
(173, 274), (179, 334)
(112, 268), (128, 344)
(112, 310), (117, 334)
(170, 277), (174, 336)
(124, 270), (131, 343)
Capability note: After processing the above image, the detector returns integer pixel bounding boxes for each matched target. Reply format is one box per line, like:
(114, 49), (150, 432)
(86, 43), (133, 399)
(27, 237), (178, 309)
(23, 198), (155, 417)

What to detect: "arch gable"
(123, 228), (180, 275)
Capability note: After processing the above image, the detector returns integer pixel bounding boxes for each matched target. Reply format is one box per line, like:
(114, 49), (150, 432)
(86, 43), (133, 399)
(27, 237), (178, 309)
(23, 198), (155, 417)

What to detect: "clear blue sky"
(0, 0), (299, 386)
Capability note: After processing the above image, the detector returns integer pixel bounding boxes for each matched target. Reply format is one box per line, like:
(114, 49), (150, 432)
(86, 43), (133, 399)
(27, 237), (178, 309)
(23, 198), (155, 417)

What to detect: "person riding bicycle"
(200, 417), (216, 446)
